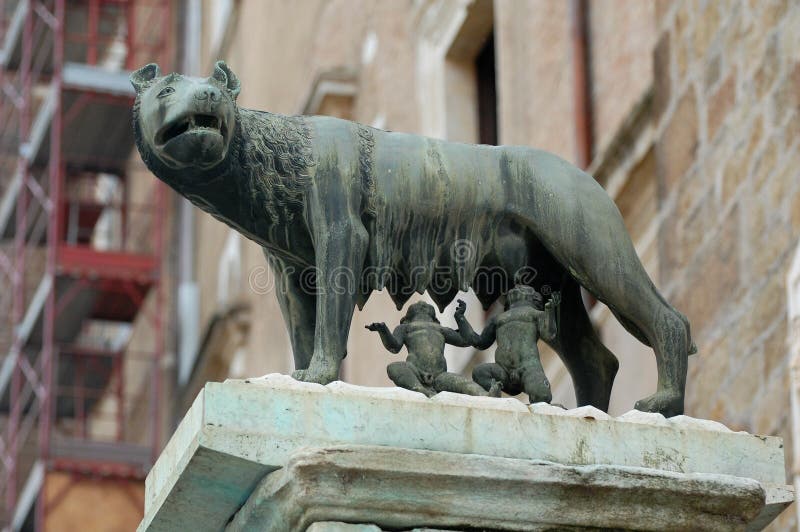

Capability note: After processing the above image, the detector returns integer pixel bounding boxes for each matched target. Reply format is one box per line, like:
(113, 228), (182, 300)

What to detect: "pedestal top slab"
(139, 375), (792, 531)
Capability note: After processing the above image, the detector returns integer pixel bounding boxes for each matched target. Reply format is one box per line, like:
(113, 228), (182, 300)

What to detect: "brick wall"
(653, 1), (799, 528)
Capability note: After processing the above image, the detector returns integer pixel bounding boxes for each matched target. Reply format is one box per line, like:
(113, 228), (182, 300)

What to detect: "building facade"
(4, 0), (797, 529)
(179, 2), (800, 528)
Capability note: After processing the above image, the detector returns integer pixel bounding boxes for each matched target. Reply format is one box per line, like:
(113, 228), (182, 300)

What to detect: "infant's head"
(402, 301), (440, 324)
(506, 285), (544, 310)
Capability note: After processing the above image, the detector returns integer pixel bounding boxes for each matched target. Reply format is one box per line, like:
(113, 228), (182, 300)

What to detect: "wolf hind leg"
(544, 278), (618, 411)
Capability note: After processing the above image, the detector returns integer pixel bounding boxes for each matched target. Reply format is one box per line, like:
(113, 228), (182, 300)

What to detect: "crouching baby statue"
(130, 60), (696, 416)
(458, 287), (560, 404)
(366, 300), (500, 398)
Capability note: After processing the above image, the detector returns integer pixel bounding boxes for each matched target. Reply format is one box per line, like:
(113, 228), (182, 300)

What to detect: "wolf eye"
(157, 86), (174, 98)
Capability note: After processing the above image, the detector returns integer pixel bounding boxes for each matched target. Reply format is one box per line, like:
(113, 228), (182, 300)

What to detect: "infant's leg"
(472, 362), (513, 395)
(434, 372), (500, 397)
(387, 361), (436, 397)
(521, 357), (552, 404)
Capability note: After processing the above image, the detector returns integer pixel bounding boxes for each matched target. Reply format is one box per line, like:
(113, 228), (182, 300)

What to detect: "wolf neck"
(235, 108), (315, 224)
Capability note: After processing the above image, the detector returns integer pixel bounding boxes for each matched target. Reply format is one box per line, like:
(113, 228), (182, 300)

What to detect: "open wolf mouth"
(157, 113), (228, 145)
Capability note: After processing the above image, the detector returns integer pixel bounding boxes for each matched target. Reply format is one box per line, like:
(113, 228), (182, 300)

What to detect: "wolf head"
(131, 61), (240, 173)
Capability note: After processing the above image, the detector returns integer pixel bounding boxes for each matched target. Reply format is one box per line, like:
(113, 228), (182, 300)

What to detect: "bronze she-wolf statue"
(130, 61), (696, 416)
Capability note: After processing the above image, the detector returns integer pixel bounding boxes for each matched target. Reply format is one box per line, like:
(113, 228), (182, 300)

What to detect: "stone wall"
(652, 1), (800, 528)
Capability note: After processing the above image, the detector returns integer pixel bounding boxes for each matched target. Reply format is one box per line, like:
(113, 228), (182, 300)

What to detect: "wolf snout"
(194, 86), (221, 102)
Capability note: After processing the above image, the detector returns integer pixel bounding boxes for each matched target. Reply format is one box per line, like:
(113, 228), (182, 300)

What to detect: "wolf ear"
(130, 63), (161, 93)
(212, 60), (241, 100)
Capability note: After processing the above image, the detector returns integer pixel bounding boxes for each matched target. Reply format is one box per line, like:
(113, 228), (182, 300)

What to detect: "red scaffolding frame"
(0, 1), (173, 528)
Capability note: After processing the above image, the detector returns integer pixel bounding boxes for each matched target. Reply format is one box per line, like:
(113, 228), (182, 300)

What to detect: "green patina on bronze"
(131, 61), (696, 416)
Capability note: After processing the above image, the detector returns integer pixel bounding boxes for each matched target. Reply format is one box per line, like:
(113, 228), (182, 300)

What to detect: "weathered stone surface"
(656, 88), (698, 192)
(692, 2), (720, 58)
(226, 445), (767, 532)
(704, 53), (721, 92)
(431, 391), (529, 412)
(669, 414), (734, 433)
(325, 378), (427, 403)
(763, 318), (789, 380)
(139, 378), (792, 531)
(673, 4), (692, 82)
(560, 404), (611, 420)
(673, 206), (741, 335)
(246, 372), (328, 393)
(749, 483), (796, 532)
(529, 401), (569, 416)
(754, 36), (780, 99)
(721, 115), (763, 205)
(653, 32), (671, 122)
(618, 409), (668, 426)
(307, 523), (381, 532)
(707, 73), (736, 141)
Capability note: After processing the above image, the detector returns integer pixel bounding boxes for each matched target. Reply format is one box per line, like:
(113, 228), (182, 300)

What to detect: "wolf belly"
(358, 132), (547, 311)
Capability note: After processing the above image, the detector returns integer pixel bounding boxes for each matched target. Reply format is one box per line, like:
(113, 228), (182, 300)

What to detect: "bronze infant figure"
(457, 287), (559, 404)
(130, 61), (696, 416)
(366, 300), (500, 398)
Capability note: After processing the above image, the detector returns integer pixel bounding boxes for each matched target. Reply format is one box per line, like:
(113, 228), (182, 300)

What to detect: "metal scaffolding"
(0, 1), (173, 529)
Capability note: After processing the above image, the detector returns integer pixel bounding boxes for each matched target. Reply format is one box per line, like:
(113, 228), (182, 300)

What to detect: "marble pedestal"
(138, 375), (793, 531)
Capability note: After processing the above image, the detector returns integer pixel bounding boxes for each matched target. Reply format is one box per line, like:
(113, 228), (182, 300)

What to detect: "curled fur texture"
(238, 109), (315, 222)
(356, 124), (377, 217)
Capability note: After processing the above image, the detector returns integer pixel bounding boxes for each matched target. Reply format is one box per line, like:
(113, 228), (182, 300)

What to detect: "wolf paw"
(634, 390), (684, 417)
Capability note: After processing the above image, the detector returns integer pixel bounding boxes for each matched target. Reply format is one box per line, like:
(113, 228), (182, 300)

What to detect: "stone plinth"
(138, 375), (793, 531)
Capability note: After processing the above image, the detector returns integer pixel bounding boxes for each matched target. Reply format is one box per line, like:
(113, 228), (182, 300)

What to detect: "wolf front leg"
(292, 218), (368, 384)
(265, 251), (316, 370)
